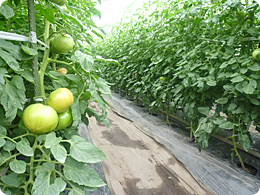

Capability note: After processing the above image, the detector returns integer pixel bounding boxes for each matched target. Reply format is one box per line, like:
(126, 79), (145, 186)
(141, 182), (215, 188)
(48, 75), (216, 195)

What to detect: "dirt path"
(88, 103), (212, 195)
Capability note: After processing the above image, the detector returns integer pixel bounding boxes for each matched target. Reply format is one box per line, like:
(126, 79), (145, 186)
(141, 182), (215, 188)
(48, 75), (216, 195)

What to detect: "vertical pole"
(27, 0), (41, 98)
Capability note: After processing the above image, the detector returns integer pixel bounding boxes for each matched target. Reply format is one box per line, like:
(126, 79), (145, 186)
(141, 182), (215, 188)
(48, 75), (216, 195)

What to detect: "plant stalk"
(232, 126), (246, 171)
(39, 20), (51, 101)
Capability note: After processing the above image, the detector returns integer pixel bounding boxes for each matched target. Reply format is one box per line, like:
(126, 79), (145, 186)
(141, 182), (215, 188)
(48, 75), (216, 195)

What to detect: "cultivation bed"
(86, 92), (260, 195)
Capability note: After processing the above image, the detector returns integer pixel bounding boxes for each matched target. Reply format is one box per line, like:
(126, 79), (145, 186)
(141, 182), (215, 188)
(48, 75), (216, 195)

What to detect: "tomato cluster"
(22, 88), (73, 134)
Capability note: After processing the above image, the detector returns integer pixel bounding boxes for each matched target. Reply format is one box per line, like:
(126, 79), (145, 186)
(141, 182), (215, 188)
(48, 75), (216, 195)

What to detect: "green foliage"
(0, 0), (110, 194)
(96, 0), (260, 155)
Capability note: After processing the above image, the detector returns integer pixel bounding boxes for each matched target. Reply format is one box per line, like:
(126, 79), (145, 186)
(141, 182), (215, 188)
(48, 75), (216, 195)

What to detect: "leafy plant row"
(96, 0), (260, 172)
(0, 0), (111, 194)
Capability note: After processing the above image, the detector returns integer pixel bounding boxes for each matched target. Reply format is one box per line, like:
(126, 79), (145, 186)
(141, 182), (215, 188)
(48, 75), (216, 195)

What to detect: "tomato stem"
(52, 54), (58, 71)
(25, 136), (38, 194)
(39, 19), (51, 102)
(48, 58), (73, 66)
(231, 126), (248, 172)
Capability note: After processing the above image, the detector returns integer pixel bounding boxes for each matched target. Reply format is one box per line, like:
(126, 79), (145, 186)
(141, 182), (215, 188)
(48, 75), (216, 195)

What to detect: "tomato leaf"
(0, 137), (6, 147)
(51, 144), (67, 163)
(0, 48), (21, 71)
(248, 63), (260, 71)
(75, 51), (94, 72)
(219, 121), (235, 130)
(16, 138), (33, 157)
(0, 125), (7, 136)
(0, 75), (26, 123)
(0, 151), (10, 163)
(0, 40), (32, 61)
(230, 75), (244, 83)
(45, 132), (62, 149)
(0, 68), (9, 85)
(9, 159), (26, 174)
(32, 163), (66, 195)
(3, 140), (16, 152)
(69, 135), (106, 163)
(71, 99), (81, 128)
(242, 80), (257, 94)
(93, 77), (111, 96)
(15, 70), (34, 83)
(95, 55), (121, 66)
(0, 4), (14, 19)
(21, 45), (38, 56)
(215, 98), (228, 104)
(42, 7), (55, 24)
(1, 172), (24, 187)
(249, 98), (260, 105)
(67, 182), (86, 195)
(198, 107), (210, 116)
(239, 133), (251, 151)
(64, 157), (106, 187)
(206, 80), (216, 86)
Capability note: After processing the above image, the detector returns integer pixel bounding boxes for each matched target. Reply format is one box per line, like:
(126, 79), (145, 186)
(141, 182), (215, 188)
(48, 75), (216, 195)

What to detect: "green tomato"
(47, 88), (74, 113)
(50, 34), (74, 54)
(252, 48), (260, 61)
(159, 76), (167, 82)
(57, 108), (72, 130)
(22, 104), (58, 134)
(49, 0), (67, 6)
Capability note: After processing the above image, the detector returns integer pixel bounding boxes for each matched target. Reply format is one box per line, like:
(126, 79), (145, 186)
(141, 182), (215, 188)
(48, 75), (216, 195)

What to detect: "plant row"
(96, 0), (260, 171)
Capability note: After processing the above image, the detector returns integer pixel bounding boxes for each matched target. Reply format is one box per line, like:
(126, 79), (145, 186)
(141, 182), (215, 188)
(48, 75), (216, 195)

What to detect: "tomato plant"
(96, 0), (260, 173)
(57, 108), (72, 130)
(0, 0), (113, 194)
(47, 88), (74, 113)
(22, 103), (58, 134)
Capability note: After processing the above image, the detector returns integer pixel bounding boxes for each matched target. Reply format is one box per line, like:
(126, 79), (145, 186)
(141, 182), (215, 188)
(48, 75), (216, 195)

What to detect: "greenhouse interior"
(0, 0), (259, 194)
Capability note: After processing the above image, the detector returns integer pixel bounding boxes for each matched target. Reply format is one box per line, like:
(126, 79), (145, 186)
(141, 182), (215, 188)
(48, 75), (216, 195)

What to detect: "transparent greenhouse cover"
(0, 0), (6, 6)
(94, 0), (149, 27)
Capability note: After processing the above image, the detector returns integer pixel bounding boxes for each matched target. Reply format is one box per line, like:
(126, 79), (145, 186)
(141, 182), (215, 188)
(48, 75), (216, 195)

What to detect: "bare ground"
(87, 103), (212, 195)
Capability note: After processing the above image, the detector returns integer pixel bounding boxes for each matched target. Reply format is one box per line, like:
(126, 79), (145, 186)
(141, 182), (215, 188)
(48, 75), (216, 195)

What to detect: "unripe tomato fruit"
(159, 76), (167, 82)
(49, 0), (67, 6)
(22, 104), (58, 134)
(50, 34), (74, 54)
(252, 48), (260, 61)
(56, 67), (68, 75)
(47, 88), (73, 113)
(57, 108), (72, 130)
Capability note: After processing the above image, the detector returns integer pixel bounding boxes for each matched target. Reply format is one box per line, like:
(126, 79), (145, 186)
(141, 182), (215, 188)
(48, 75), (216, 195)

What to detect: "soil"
(90, 92), (260, 195)
(87, 102), (212, 195)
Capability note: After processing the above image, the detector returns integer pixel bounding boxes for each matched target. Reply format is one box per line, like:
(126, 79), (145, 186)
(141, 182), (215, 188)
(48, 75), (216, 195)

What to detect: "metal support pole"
(27, 0), (41, 97)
